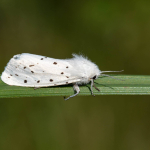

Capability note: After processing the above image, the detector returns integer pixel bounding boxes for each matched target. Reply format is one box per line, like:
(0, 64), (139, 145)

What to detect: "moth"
(1, 53), (122, 100)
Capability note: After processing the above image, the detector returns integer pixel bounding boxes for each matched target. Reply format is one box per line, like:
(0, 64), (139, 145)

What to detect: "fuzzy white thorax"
(67, 54), (101, 84)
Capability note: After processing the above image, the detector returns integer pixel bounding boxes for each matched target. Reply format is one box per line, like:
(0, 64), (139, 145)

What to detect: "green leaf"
(0, 75), (150, 98)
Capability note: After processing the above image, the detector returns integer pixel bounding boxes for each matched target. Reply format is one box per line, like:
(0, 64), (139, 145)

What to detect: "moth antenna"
(101, 70), (124, 73)
(100, 74), (124, 81)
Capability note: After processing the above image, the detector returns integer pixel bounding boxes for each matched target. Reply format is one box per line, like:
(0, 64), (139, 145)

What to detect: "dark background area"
(0, 0), (150, 150)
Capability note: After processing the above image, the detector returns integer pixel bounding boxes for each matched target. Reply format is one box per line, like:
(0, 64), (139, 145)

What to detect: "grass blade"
(0, 75), (150, 98)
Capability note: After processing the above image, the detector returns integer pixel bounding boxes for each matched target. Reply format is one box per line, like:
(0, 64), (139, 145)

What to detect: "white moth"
(1, 53), (122, 100)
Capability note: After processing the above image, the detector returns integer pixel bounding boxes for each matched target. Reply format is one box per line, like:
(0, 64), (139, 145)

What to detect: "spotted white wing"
(1, 53), (82, 87)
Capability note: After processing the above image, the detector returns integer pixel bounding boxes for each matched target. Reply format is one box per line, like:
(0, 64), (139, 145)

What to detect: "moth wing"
(1, 53), (82, 87)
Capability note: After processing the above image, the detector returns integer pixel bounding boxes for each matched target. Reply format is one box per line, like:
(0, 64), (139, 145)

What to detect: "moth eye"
(93, 75), (97, 79)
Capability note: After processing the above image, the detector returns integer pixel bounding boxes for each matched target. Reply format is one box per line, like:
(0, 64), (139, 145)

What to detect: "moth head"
(90, 72), (100, 80)
(88, 67), (101, 81)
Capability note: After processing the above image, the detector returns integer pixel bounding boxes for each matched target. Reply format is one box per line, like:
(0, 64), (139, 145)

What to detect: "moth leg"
(91, 79), (100, 96)
(93, 83), (100, 91)
(90, 79), (95, 96)
(90, 79), (100, 96)
(64, 84), (80, 100)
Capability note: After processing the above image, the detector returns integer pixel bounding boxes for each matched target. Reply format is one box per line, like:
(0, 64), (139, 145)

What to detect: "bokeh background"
(0, 0), (150, 150)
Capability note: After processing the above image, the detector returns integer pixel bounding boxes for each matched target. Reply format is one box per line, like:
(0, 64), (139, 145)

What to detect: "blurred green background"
(0, 0), (150, 150)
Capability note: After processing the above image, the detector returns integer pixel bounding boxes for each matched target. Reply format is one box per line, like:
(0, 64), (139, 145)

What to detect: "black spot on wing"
(29, 65), (34, 67)
(61, 72), (64, 74)
(53, 62), (57, 65)
(37, 80), (40, 83)
(15, 74), (18, 76)
(66, 76), (69, 78)
(66, 66), (69, 68)
(31, 71), (34, 73)
(41, 58), (43, 60)
(24, 80), (27, 83)
(24, 67), (26, 69)
(50, 79), (53, 82)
